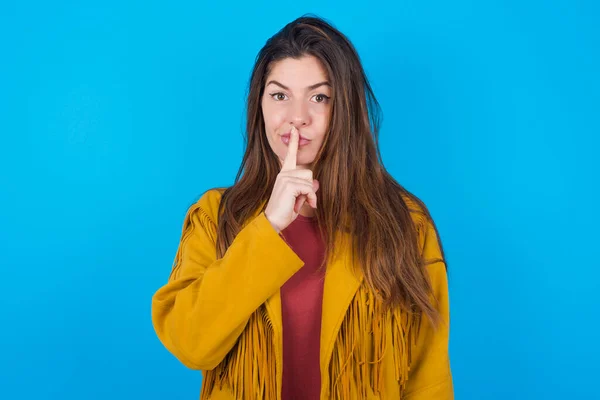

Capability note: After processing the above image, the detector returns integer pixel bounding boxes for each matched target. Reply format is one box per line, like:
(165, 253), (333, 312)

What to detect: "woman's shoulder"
(190, 187), (434, 234)
(190, 186), (228, 222)
(400, 191), (430, 227)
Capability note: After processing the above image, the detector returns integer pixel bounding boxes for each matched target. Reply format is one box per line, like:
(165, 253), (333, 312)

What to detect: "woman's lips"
(281, 133), (311, 146)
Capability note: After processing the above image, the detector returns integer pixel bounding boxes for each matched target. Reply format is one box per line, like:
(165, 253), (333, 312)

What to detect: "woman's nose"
(288, 100), (310, 127)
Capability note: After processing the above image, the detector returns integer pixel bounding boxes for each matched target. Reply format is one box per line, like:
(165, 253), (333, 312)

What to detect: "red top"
(279, 213), (326, 400)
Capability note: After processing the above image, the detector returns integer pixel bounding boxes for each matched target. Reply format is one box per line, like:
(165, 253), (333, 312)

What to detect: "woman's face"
(261, 55), (332, 170)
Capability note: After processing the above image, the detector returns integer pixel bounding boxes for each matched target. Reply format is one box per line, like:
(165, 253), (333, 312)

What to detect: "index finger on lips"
(281, 125), (299, 171)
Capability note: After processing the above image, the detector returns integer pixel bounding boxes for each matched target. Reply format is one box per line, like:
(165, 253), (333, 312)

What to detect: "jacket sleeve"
(403, 216), (454, 399)
(151, 191), (305, 370)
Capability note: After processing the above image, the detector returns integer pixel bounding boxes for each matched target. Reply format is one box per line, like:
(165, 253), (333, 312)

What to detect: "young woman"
(152, 15), (454, 400)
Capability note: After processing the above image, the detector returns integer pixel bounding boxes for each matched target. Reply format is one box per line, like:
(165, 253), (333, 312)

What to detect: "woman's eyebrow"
(266, 80), (331, 91)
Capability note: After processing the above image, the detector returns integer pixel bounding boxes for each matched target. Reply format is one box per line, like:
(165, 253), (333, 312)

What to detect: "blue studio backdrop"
(1, 1), (598, 399)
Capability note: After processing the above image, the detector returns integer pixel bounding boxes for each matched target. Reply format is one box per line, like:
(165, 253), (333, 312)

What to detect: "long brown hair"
(211, 14), (447, 327)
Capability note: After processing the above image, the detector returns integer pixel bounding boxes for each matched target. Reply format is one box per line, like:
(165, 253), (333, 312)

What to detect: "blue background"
(1, 1), (598, 399)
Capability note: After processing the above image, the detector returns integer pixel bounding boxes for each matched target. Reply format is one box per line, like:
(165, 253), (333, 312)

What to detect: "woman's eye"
(270, 92), (288, 101)
(312, 94), (331, 103)
(269, 92), (330, 103)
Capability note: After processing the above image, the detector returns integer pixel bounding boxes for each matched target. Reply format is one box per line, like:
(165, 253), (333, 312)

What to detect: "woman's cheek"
(309, 102), (330, 113)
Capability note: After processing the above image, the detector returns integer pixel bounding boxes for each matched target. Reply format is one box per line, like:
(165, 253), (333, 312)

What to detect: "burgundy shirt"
(279, 213), (326, 400)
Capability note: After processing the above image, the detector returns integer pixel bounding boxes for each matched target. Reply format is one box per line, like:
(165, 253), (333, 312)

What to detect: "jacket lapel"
(264, 227), (364, 374)
(318, 232), (363, 373)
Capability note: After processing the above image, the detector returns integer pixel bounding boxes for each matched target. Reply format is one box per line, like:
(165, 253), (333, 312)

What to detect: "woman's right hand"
(264, 125), (320, 233)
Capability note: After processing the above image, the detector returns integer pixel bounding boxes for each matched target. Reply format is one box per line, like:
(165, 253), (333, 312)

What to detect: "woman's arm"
(403, 217), (454, 399)
(151, 190), (304, 370)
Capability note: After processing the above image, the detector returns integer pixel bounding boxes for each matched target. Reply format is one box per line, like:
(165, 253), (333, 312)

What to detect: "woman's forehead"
(266, 56), (329, 88)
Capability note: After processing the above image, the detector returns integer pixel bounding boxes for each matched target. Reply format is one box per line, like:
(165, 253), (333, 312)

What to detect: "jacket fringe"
(169, 202), (216, 281)
(200, 303), (277, 399)
(199, 284), (420, 399)
(327, 284), (421, 399)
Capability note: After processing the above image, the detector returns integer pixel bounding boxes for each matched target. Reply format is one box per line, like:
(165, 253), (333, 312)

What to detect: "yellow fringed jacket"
(151, 188), (454, 399)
